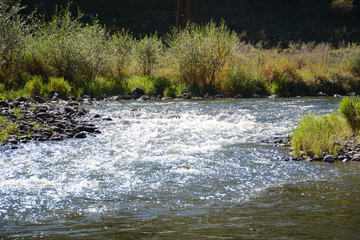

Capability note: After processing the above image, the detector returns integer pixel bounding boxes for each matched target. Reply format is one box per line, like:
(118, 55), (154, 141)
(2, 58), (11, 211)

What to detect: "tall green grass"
(339, 95), (360, 133)
(291, 112), (351, 158)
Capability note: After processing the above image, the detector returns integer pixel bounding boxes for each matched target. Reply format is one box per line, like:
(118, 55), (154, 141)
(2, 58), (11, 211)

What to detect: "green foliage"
(0, 116), (18, 142)
(85, 77), (126, 97)
(347, 44), (360, 77)
(167, 22), (238, 95)
(126, 76), (172, 96)
(24, 5), (111, 86)
(222, 67), (265, 97)
(262, 58), (305, 96)
(339, 96), (360, 133)
(12, 107), (22, 118)
(0, 88), (26, 100)
(49, 77), (72, 99)
(291, 112), (351, 158)
(0, 0), (34, 88)
(24, 75), (44, 97)
(132, 34), (163, 76)
(108, 30), (134, 77)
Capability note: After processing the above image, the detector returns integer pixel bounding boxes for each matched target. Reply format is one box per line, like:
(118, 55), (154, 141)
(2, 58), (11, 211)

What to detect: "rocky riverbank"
(0, 94), (104, 149)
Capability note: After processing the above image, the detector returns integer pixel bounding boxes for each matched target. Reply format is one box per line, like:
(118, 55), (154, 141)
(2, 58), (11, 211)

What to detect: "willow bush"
(0, 0), (34, 89)
(132, 34), (163, 76)
(167, 22), (239, 95)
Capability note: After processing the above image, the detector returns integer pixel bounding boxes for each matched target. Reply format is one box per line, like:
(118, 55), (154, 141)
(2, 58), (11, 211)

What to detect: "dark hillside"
(22, 0), (360, 44)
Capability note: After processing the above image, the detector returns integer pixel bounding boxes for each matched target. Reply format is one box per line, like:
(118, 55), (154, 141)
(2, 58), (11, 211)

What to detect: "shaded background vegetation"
(21, 0), (360, 45)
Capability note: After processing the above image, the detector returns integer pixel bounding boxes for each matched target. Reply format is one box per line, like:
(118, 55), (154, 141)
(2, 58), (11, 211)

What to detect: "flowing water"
(1, 98), (360, 239)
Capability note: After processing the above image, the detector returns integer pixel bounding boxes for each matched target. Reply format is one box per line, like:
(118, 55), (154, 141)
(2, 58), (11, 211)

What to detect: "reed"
(291, 112), (351, 158)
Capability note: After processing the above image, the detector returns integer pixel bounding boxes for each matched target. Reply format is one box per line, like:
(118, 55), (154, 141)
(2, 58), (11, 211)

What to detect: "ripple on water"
(0, 98), (348, 237)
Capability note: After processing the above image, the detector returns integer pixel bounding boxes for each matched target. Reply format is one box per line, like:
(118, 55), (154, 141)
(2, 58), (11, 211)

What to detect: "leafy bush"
(132, 34), (163, 75)
(291, 112), (351, 158)
(108, 30), (134, 77)
(0, 0), (34, 88)
(167, 22), (238, 95)
(25, 5), (111, 86)
(126, 76), (172, 96)
(24, 76), (43, 97)
(262, 58), (305, 96)
(339, 96), (360, 133)
(49, 77), (72, 99)
(222, 66), (265, 97)
(85, 77), (126, 97)
(347, 44), (360, 77)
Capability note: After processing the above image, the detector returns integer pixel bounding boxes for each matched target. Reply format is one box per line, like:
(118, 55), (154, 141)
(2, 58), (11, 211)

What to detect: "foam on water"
(0, 98), (342, 231)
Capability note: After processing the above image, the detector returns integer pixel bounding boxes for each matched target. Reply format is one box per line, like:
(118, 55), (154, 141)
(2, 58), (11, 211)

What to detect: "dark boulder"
(34, 96), (46, 103)
(74, 132), (87, 139)
(323, 155), (335, 163)
(132, 88), (145, 96)
(0, 100), (9, 108)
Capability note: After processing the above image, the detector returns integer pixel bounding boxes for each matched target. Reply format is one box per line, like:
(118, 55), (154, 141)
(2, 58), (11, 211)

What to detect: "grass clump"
(0, 116), (18, 143)
(85, 77), (125, 97)
(291, 112), (351, 158)
(126, 76), (172, 96)
(49, 77), (72, 99)
(339, 95), (360, 133)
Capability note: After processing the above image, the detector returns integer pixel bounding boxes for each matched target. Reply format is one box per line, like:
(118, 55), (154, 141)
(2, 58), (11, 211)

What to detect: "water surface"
(1, 98), (360, 239)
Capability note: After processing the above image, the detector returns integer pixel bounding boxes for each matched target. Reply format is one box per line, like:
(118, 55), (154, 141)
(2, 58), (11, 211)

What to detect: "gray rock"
(214, 94), (225, 98)
(34, 96), (46, 103)
(137, 95), (150, 101)
(269, 94), (280, 99)
(0, 100), (9, 108)
(317, 92), (327, 97)
(234, 94), (243, 98)
(132, 88), (145, 96)
(182, 93), (192, 99)
(7, 138), (18, 144)
(64, 107), (75, 114)
(323, 155), (335, 163)
(74, 132), (87, 139)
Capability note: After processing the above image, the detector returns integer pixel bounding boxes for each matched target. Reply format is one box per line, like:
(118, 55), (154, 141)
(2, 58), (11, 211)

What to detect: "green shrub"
(347, 44), (360, 77)
(0, 0), (34, 88)
(126, 76), (172, 96)
(0, 88), (26, 100)
(25, 6), (111, 86)
(339, 96), (360, 133)
(262, 58), (305, 96)
(167, 22), (238, 95)
(132, 34), (163, 75)
(85, 77), (126, 97)
(222, 66), (265, 97)
(49, 77), (72, 99)
(108, 30), (134, 77)
(291, 112), (351, 158)
(25, 76), (43, 97)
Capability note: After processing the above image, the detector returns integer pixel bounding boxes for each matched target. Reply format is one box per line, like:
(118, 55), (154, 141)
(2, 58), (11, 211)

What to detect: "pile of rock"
(0, 96), (101, 148)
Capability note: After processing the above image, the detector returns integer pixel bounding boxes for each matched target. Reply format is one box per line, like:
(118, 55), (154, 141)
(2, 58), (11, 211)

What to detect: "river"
(1, 98), (360, 239)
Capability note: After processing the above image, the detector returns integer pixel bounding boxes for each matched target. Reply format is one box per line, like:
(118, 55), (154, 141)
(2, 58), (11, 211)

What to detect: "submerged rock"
(323, 155), (335, 163)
